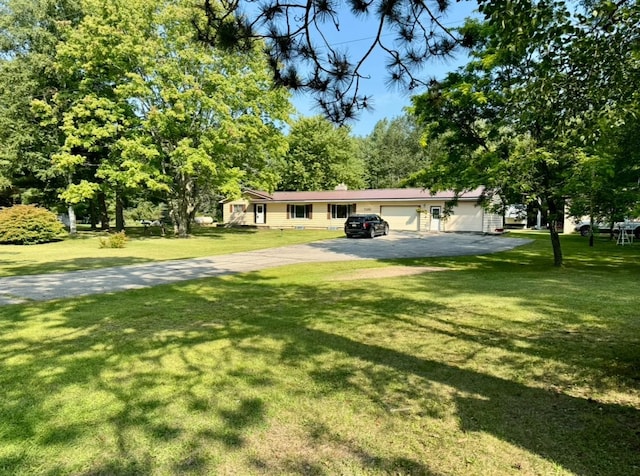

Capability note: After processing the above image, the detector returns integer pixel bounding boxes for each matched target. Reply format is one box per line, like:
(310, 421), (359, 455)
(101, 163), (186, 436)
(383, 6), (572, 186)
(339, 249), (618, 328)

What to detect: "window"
(328, 203), (356, 219)
(288, 204), (313, 219)
(231, 204), (245, 213)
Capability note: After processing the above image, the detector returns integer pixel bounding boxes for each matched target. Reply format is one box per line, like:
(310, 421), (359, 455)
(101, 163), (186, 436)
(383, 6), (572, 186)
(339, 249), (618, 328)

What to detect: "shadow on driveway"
(0, 233), (531, 305)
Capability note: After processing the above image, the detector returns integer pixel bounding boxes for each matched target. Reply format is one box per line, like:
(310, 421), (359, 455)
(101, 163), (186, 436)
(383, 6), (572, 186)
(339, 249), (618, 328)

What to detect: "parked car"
(574, 220), (640, 239)
(344, 214), (389, 238)
(573, 221), (612, 236)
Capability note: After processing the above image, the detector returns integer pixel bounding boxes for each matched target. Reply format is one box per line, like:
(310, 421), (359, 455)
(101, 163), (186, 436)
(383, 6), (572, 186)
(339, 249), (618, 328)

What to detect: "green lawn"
(0, 226), (343, 277)
(0, 232), (638, 475)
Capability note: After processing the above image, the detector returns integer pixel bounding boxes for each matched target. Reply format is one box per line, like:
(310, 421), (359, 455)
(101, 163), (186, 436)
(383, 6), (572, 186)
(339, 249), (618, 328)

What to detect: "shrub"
(98, 231), (127, 249)
(0, 205), (66, 245)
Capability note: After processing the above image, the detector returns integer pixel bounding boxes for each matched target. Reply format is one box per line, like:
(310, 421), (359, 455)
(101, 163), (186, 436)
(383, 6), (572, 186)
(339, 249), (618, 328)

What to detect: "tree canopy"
(25, 0), (292, 236)
(360, 115), (432, 189)
(410, 1), (640, 266)
(0, 0), (82, 205)
(277, 116), (364, 191)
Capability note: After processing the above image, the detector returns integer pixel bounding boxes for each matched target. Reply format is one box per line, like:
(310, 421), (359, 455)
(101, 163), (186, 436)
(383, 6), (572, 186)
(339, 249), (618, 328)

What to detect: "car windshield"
(347, 215), (367, 222)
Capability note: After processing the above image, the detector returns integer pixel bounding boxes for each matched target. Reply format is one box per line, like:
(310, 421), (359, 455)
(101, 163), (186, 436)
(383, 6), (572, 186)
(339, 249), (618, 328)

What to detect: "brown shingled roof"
(248, 187), (486, 203)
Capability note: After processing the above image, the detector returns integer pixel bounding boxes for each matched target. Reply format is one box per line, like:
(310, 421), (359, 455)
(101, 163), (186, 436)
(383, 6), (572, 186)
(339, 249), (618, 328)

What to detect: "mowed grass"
(0, 226), (343, 277)
(0, 232), (639, 475)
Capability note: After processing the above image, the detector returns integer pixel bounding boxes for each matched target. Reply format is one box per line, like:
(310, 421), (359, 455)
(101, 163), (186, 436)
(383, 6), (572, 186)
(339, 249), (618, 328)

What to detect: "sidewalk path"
(0, 233), (531, 305)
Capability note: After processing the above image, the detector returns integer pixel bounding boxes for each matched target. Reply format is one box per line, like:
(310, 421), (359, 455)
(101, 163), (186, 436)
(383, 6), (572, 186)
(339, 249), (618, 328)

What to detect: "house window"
(329, 204), (356, 219)
(231, 204), (245, 213)
(288, 204), (313, 219)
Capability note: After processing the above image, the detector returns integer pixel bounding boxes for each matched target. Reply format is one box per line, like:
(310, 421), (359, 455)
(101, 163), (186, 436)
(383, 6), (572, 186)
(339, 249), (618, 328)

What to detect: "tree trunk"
(176, 214), (189, 238)
(88, 199), (99, 230)
(549, 225), (563, 267)
(170, 198), (190, 238)
(115, 190), (125, 231)
(547, 197), (563, 267)
(68, 205), (77, 235)
(97, 190), (110, 230)
(171, 174), (198, 238)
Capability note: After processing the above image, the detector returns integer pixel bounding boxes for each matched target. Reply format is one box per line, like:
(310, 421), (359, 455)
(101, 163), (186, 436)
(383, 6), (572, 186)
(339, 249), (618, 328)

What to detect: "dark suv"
(344, 214), (389, 238)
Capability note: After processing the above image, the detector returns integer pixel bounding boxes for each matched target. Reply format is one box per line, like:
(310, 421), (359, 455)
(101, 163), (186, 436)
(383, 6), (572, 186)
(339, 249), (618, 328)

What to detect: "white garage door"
(380, 206), (419, 231)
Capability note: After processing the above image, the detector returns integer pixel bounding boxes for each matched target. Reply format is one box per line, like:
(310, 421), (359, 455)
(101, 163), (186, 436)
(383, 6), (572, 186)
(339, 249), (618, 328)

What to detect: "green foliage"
(123, 200), (167, 222)
(0, 204), (65, 245)
(0, 0), (82, 196)
(58, 179), (100, 205)
(361, 116), (433, 189)
(278, 116), (364, 191)
(50, 0), (291, 238)
(98, 231), (127, 249)
(411, 0), (640, 266)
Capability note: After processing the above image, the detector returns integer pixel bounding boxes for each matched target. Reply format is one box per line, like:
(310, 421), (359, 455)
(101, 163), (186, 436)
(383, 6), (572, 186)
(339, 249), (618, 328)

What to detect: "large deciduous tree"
(361, 115), (433, 189)
(277, 116), (364, 191)
(0, 0), (82, 206)
(411, 1), (640, 266)
(45, 0), (291, 237)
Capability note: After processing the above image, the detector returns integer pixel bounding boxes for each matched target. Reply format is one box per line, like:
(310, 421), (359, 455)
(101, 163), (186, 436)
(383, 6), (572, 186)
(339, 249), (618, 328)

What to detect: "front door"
(430, 206), (441, 232)
(255, 204), (265, 224)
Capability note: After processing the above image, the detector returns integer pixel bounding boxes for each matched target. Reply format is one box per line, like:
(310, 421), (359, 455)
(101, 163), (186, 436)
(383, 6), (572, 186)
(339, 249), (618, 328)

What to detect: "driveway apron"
(0, 233), (531, 305)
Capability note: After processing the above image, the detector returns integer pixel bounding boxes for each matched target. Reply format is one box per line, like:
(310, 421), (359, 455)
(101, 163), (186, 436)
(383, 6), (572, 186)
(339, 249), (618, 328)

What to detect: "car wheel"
(369, 227), (376, 238)
(580, 225), (590, 236)
(383, 224), (389, 236)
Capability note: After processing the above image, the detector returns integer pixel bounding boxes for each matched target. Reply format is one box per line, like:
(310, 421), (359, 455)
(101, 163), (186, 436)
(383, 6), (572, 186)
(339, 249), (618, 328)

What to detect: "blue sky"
(290, 1), (479, 136)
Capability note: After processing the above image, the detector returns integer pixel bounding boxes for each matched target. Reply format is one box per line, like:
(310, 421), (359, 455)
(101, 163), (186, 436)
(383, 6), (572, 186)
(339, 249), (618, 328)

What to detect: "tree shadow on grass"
(0, 256), (154, 277)
(0, 290), (275, 474)
(212, 272), (640, 474)
(0, 270), (638, 474)
(283, 326), (639, 476)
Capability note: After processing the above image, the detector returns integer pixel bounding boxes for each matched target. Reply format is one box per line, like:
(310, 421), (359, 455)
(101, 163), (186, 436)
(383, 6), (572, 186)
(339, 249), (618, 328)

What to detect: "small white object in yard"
(194, 216), (214, 225)
(140, 219), (162, 226)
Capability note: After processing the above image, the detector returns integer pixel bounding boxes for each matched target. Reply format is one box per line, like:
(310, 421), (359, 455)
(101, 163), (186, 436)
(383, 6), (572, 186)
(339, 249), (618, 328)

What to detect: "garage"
(380, 206), (419, 231)
(445, 202), (484, 232)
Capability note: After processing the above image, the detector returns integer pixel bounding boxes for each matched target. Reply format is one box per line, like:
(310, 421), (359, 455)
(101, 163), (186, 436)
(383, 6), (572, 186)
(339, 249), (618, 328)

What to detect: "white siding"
(223, 199), (251, 225)
(444, 202), (483, 231)
(380, 206), (419, 231)
(222, 195), (500, 233)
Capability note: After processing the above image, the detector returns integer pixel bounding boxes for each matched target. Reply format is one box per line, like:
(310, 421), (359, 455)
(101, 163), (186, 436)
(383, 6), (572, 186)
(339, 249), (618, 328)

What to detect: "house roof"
(244, 187), (486, 203)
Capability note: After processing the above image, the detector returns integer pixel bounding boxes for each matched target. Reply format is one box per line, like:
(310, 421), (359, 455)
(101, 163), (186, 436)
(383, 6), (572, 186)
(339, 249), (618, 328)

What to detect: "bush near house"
(0, 204), (66, 245)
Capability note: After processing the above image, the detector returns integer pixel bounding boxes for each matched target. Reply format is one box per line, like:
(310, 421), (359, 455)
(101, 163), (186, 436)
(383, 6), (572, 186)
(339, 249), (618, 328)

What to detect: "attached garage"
(380, 206), (419, 231)
(445, 202), (484, 231)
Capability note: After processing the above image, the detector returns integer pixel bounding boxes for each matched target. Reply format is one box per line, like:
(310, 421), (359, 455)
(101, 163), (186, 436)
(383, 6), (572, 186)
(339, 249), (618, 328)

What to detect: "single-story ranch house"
(223, 187), (504, 233)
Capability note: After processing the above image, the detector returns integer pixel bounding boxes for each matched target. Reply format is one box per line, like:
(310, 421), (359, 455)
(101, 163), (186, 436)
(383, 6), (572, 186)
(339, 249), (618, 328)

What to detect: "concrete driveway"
(0, 232), (531, 305)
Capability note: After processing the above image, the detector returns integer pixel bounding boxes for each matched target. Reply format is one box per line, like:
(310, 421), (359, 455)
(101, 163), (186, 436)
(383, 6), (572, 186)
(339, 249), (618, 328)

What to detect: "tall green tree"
(44, 0), (291, 237)
(412, 2), (640, 266)
(361, 115), (432, 189)
(41, 0), (168, 231)
(0, 0), (82, 206)
(277, 116), (364, 191)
